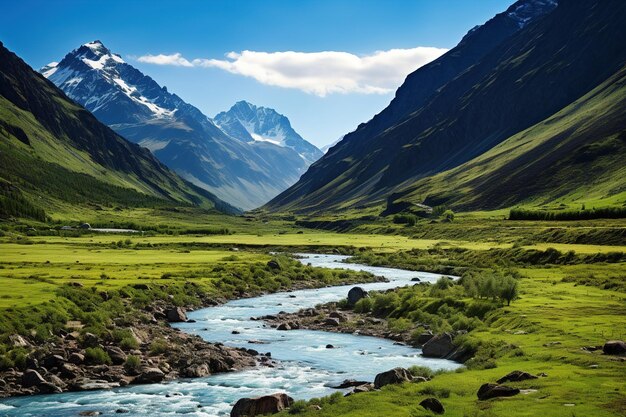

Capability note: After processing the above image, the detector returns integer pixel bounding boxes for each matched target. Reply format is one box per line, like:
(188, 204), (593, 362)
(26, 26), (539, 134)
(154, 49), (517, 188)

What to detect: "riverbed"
(0, 254), (461, 416)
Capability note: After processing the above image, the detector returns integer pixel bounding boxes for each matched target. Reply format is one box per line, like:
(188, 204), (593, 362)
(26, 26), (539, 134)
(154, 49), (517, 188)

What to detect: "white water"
(0, 254), (461, 416)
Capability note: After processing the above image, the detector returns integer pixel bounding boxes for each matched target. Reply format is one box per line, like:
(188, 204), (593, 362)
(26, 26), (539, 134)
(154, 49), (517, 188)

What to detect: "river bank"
(0, 254), (461, 416)
(0, 255), (384, 399)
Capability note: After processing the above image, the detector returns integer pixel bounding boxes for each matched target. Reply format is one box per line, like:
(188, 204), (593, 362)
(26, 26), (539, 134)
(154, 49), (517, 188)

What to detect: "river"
(0, 254), (461, 416)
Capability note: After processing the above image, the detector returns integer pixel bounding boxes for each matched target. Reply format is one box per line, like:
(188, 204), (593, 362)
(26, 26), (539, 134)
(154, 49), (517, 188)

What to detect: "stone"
(421, 333), (455, 358)
(267, 260), (281, 270)
(69, 352), (85, 364)
(106, 346), (127, 365)
(323, 318), (340, 327)
(43, 354), (65, 369)
(326, 344), (335, 349)
(420, 397), (445, 414)
(134, 367), (165, 384)
(477, 383), (520, 400)
(347, 287), (368, 305)
(230, 392), (294, 417)
(329, 311), (347, 322)
(276, 323), (291, 331)
(411, 277), (421, 282)
(331, 379), (370, 389)
(373, 367), (412, 388)
(416, 331), (434, 345)
(497, 370), (538, 384)
(60, 363), (81, 379)
(22, 369), (46, 388)
(165, 307), (188, 323)
(184, 363), (210, 378)
(602, 340), (626, 355)
(38, 381), (63, 394)
(352, 383), (374, 393)
(9, 334), (30, 348)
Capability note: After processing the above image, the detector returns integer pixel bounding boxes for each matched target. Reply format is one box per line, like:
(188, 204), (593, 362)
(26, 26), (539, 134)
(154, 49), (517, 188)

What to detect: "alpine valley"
(1, 1), (625, 417)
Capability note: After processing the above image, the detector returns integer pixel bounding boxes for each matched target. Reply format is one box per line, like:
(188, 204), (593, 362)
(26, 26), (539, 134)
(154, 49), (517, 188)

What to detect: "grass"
(276, 261), (626, 417)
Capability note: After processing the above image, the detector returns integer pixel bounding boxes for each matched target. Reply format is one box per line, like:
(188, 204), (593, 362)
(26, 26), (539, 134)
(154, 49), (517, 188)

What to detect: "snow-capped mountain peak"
(214, 101), (322, 164)
(41, 40), (178, 122)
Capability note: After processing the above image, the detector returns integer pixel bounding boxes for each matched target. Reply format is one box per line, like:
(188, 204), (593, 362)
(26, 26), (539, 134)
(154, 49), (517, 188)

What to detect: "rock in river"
(166, 307), (188, 323)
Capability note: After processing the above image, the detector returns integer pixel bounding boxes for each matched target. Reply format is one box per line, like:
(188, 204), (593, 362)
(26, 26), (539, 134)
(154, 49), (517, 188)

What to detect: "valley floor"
(0, 212), (624, 415)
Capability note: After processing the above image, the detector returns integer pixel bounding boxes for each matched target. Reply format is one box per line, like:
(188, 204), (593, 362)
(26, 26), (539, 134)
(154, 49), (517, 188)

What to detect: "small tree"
(499, 276), (519, 306)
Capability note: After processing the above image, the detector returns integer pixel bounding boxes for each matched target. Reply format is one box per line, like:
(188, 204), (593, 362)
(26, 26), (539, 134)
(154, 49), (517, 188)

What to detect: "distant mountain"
(42, 42), (321, 210)
(320, 137), (343, 154)
(0, 42), (236, 220)
(266, 0), (626, 214)
(215, 101), (322, 165)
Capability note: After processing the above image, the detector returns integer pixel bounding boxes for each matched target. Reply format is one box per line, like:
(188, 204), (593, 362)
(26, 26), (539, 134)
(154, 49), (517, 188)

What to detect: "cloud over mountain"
(137, 47), (448, 96)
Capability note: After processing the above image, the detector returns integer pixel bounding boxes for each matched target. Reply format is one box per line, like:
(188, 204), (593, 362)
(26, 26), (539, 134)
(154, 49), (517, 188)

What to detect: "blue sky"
(2, 0), (513, 147)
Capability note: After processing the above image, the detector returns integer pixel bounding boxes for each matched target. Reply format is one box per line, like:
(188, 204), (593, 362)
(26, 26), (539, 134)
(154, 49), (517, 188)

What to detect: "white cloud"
(137, 53), (193, 67)
(136, 47), (448, 96)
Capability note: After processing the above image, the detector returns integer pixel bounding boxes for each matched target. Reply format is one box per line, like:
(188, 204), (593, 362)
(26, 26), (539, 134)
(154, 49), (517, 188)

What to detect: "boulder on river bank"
(230, 392), (294, 417)
(374, 367), (412, 388)
(347, 287), (368, 305)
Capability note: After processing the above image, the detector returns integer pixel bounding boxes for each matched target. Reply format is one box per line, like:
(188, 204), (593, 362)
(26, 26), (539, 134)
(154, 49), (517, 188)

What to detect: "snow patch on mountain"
(507, 0), (558, 28)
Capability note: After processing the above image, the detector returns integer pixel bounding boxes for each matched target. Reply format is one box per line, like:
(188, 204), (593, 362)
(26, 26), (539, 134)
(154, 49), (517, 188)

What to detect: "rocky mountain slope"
(0, 41), (236, 219)
(265, 0), (626, 214)
(42, 43), (320, 210)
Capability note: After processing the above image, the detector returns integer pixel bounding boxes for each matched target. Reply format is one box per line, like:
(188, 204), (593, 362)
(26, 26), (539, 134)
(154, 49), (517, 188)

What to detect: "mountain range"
(265, 0), (626, 214)
(0, 41), (236, 221)
(42, 43), (321, 210)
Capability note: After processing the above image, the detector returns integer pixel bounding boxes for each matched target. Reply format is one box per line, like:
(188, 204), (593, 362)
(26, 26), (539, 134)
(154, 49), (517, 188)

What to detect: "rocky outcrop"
(497, 370), (538, 384)
(230, 392), (294, 417)
(477, 383), (520, 400)
(420, 397), (445, 414)
(347, 287), (368, 305)
(603, 340), (626, 355)
(374, 367), (412, 388)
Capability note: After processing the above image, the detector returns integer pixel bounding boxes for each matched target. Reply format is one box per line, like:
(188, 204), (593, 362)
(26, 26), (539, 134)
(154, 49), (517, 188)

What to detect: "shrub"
(85, 347), (112, 365)
(150, 338), (169, 355)
(119, 336), (139, 350)
(124, 355), (141, 373)
(408, 365), (436, 380)
(353, 297), (373, 313)
(393, 214), (418, 226)
(288, 400), (308, 414)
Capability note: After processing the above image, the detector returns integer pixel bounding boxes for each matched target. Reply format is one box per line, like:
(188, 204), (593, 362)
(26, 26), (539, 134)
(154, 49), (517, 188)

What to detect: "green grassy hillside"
(395, 64), (626, 212)
(265, 0), (626, 216)
(0, 42), (237, 221)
